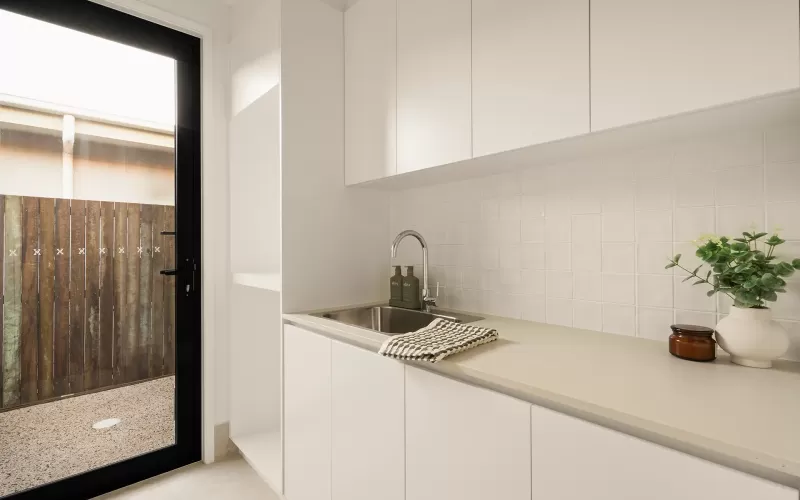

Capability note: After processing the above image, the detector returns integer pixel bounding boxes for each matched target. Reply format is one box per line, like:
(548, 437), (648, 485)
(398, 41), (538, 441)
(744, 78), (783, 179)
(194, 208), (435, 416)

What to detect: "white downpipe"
(62, 114), (75, 199)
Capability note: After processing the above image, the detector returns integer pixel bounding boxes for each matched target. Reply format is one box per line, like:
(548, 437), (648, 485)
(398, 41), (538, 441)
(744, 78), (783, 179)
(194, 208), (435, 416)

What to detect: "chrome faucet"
(391, 230), (436, 312)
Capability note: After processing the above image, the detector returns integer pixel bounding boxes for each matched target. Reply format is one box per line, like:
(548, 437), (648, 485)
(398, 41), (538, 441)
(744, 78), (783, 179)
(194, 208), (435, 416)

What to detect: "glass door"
(0, 1), (201, 498)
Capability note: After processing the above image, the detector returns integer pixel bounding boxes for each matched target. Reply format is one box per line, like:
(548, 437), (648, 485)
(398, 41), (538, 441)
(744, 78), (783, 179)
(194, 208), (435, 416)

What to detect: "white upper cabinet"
(531, 404), (797, 500)
(331, 342), (405, 500)
(397, 0), (472, 173)
(472, 0), (590, 156)
(284, 325), (332, 500)
(344, 0), (397, 185)
(405, 366), (531, 500)
(591, 0), (800, 131)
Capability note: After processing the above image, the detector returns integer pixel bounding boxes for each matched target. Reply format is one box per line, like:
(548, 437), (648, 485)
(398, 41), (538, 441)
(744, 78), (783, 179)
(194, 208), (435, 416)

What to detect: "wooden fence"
(0, 195), (175, 410)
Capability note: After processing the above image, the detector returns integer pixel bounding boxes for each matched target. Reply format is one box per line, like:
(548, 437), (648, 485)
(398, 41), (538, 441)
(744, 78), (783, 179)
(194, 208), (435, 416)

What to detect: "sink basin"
(313, 306), (483, 335)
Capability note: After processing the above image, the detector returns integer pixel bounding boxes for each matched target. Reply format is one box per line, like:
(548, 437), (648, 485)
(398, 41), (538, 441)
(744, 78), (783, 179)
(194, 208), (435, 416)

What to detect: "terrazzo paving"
(0, 377), (175, 497)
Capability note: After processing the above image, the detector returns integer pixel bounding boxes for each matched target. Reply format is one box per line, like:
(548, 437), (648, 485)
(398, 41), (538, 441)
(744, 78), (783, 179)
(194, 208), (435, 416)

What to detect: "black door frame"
(0, 1), (203, 498)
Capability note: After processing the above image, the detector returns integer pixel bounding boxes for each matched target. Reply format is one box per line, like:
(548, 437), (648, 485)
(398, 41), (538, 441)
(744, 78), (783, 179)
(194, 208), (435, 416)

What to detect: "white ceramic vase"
(715, 306), (789, 368)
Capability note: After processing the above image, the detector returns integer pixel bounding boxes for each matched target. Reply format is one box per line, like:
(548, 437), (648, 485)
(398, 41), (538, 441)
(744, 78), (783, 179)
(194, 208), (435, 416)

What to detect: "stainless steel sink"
(312, 306), (483, 335)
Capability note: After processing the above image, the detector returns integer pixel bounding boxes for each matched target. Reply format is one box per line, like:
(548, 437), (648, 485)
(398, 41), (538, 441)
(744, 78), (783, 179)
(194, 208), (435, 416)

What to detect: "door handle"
(160, 269), (178, 276)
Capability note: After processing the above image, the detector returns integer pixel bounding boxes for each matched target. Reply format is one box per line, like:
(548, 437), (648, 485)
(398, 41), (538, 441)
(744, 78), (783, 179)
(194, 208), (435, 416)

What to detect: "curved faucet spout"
(391, 230), (434, 311)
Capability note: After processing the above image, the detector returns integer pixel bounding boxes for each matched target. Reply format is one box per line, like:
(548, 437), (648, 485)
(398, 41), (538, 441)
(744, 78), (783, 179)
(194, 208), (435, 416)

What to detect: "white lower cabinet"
(405, 366), (531, 500)
(331, 341), (405, 500)
(530, 404), (796, 500)
(284, 325), (332, 500)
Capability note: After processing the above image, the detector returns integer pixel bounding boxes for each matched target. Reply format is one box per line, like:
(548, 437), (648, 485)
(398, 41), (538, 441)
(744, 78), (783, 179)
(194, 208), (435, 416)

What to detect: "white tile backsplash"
(390, 123), (800, 357)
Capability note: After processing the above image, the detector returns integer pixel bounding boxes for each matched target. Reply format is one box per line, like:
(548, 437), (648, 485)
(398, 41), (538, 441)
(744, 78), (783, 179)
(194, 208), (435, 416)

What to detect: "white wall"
(391, 122), (800, 361)
(281, 0), (389, 313)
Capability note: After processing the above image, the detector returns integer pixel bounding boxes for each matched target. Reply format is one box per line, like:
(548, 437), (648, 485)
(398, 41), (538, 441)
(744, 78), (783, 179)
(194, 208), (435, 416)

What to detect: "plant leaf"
(665, 262), (676, 269)
(753, 232), (768, 240)
(793, 258), (800, 270)
(682, 275), (693, 283)
(775, 262), (795, 277)
(673, 254), (682, 264)
(763, 290), (779, 302)
(706, 290), (717, 297)
(693, 279), (705, 286)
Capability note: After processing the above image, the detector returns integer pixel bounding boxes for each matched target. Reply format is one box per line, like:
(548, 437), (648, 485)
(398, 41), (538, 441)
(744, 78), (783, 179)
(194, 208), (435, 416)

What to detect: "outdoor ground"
(0, 376), (175, 497)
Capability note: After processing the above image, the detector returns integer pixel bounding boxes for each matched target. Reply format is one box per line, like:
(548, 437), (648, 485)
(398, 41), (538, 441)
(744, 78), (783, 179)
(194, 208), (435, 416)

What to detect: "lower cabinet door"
(284, 325), (332, 500)
(405, 366), (532, 500)
(530, 404), (797, 500)
(331, 341), (405, 500)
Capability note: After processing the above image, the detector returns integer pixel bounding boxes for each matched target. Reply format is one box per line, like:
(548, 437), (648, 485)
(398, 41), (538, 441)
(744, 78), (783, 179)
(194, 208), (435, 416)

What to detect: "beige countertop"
(283, 308), (800, 490)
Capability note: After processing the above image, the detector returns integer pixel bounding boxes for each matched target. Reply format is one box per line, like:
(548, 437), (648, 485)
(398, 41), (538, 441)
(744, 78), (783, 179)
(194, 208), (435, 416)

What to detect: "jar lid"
(670, 324), (715, 337)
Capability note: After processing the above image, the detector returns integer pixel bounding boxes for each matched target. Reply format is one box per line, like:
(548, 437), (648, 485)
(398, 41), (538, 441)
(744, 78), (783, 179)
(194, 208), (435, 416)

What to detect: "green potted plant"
(668, 232), (800, 368)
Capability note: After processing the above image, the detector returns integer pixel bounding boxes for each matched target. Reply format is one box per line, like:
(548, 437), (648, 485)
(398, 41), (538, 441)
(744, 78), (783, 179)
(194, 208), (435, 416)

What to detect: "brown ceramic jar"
(669, 324), (716, 362)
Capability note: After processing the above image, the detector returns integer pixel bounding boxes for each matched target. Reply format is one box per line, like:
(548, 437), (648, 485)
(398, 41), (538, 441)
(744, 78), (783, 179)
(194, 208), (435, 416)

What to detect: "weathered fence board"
(38, 198), (55, 399)
(151, 206), (165, 378)
(20, 198), (39, 404)
(163, 207), (175, 376)
(1, 196), (175, 410)
(69, 200), (86, 394)
(113, 202), (128, 384)
(85, 201), (101, 390)
(138, 205), (153, 379)
(2, 196), (22, 408)
(53, 200), (70, 396)
(124, 204), (141, 383)
(99, 202), (114, 388)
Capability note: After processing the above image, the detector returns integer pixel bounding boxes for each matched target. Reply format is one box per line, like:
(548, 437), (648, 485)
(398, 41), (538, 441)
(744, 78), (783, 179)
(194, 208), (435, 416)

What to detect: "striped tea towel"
(379, 318), (498, 363)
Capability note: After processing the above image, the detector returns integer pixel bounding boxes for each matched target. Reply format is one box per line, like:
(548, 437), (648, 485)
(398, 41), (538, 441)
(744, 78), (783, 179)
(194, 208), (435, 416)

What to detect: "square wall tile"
(572, 243), (602, 272)
(713, 130), (763, 169)
(573, 272), (602, 301)
(674, 276), (716, 312)
(546, 298), (573, 327)
(545, 193), (572, 218)
(602, 243), (635, 273)
(522, 294), (546, 322)
(572, 214), (602, 242)
(602, 274), (635, 305)
(495, 269), (525, 295)
(674, 310), (716, 330)
(546, 242), (572, 271)
(674, 170), (715, 207)
(499, 196), (521, 220)
(776, 320), (800, 362)
(521, 195), (546, 218)
(573, 301), (603, 332)
(603, 304), (636, 336)
(715, 166), (764, 206)
(635, 210), (673, 242)
(546, 271), (573, 299)
(602, 212), (635, 242)
(522, 218), (545, 242)
(637, 242), (674, 275)
(479, 245), (500, 270)
(490, 292), (523, 319)
(500, 244), (522, 270)
(766, 124), (800, 163)
(481, 199), (499, 220)
(674, 207), (715, 242)
(772, 280), (800, 321)
(638, 307), (674, 341)
(635, 178), (673, 211)
(545, 215), (572, 242)
(637, 275), (673, 308)
(482, 172), (521, 198)
(716, 205), (765, 237)
(522, 243), (546, 270)
(767, 202), (800, 239)
(601, 181), (636, 213)
(766, 162), (800, 203)
(522, 269), (546, 295)
(488, 220), (521, 243)
(571, 186), (602, 215)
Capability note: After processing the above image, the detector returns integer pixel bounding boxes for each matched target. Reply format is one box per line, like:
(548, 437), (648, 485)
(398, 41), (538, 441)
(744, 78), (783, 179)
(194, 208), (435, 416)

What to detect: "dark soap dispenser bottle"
(390, 266), (404, 307)
(402, 266), (421, 309)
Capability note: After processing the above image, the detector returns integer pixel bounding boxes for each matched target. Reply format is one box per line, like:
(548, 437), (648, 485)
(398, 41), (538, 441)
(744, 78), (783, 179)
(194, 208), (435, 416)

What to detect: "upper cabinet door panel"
(472, 0), (589, 157)
(345, 0), (397, 186)
(397, 0), (472, 173)
(591, 0), (800, 131)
